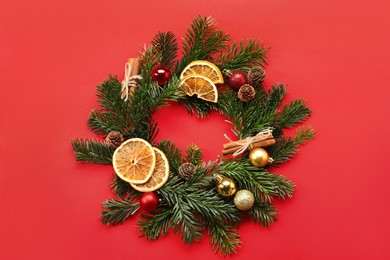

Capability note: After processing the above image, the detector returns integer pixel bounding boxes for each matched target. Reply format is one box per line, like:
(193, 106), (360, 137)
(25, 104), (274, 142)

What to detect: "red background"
(1, 0), (390, 259)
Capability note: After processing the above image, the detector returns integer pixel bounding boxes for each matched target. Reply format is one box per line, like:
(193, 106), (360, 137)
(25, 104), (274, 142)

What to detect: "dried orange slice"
(180, 60), (224, 84)
(112, 138), (156, 184)
(179, 75), (218, 103)
(130, 147), (170, 192)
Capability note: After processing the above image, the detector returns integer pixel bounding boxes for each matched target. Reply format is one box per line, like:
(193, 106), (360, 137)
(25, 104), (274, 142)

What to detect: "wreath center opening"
(154, 102), (232, 161)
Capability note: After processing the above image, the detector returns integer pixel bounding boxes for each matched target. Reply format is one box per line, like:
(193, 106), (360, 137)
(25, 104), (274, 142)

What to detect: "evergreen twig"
(176, 16), (230, 74)
(87, 76), (133, 137)
(248, 199), (278, 227)
(208, 222), (241, 256)
(110, 175), (142, 199)
(71, 138), (113, 165)
(152, 31), (178, 70)
(276, 99), (311, 128)
(221, 161), (294, 201)
(214, 39), (268, 73)
(138, 208), (174, 240)
(185, 145), (203, 165)
(269, 125), (315, 166)
(101, 198), (140, 225)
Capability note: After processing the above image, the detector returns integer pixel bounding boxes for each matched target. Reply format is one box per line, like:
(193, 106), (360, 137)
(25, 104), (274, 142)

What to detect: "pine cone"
(248, 67), (266, 87)
(106, 131), (124, 149)
(178, 163), (196, 180)
(238, 84), (255, 102)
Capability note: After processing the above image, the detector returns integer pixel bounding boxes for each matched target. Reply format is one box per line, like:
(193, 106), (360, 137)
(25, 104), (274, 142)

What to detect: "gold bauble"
(215, 175), (237, 197)
(249, 148), (269, 168)
(234, 189), (255, 210)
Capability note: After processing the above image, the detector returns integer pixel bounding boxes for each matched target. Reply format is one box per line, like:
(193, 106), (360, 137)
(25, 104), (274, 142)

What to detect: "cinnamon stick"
(222, 138), (276, 156)
(127, 58), (140, 95)
(223, 135), (274, 150)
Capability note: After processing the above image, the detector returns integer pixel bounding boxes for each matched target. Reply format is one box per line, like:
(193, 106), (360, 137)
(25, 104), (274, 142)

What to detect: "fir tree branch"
(276, 99), (311, 128)
(139, 45), (159, 88)
(152, 31), (178, 70)
(186, 189), (240, 223)
(294, 125), (315, 145)
(71, 138), (113, 165)
(221, 161), (294, 201)
(171, 193), (204, 243)
(266, 84), (288, 111)
(248, 199), (278, 227)
(156, 162), (241, 247)
(87, 76), (134, 137)
(208, 222), (241, 256)
(219, 86), (286, 138)
(147, 75), (183, 113)
(110, 175), (142, 199)
(176, 16), (230, 74)
(138, 208), (174, 240)
(155, 140), (183, 173)
(214, 39), (268, 73)
(269, 126), (315, 166)
(101, 198), (140, 226)
(185, 145), (203, 165)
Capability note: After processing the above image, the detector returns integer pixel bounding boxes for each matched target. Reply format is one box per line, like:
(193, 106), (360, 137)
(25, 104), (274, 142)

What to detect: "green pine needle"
(185, 145), (203, 165)
(71, 138), (113, 165)
(138, 208), (174, 240)
(214, 39), (268, 73)
(152, 31), (178, 70)
(269, 125), (315, 166)
(155, 140), (183, 173)
(248, 199), (278, 227)
(176, 16), (230, 74)
(221, 161), (294, 201)
(87, 76), (133, 137)
(294, 125), (315, 145)
(277, 99), (312, 128)
(101, 198), (140, 226)
(109, 175), (142, 199)
(208, 222), (241, 256)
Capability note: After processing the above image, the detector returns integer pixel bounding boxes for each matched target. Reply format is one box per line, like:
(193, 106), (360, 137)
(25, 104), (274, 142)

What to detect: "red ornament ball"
(151, 66), (171, 86)
(139, 192), (159, 211)
(228, 70), (248, 91)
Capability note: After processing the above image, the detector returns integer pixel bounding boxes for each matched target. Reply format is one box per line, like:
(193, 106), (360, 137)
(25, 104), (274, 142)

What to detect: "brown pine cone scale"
(248, 67), (266, 87)
(238, 84), (256, 102)
(178, 163), (196, 180)
(106, 131), (124, 149)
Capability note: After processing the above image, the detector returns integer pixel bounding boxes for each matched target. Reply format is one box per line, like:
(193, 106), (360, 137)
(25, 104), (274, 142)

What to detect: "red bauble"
(151, 66), (171, 86)
(139, 192), (159, 211)
(228, 70), (248, 91)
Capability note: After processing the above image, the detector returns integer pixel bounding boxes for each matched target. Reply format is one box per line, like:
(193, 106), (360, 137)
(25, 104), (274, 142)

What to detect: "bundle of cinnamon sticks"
(222, 134), (275, 156)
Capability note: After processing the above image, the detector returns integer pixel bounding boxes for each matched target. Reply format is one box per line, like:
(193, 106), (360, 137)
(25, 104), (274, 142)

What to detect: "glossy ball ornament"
(249, 148), (270, 168)
(151, 66), (171, 86)
(215, 175), (237, 197)
(234, 189), (255, 210)
(228, 70), (248, 91)
(139, 192), (159, 211)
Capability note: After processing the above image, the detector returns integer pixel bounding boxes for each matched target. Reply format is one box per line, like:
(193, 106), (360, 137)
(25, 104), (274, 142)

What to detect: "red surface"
(1, 0), (390, 259)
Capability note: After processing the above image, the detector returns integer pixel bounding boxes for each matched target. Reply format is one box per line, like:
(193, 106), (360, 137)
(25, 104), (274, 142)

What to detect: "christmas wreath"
(72, 16), (314, 256)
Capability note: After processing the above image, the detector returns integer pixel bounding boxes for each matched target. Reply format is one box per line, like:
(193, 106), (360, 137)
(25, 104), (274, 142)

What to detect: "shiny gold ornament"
(249, 148), (270, 168)
(234, 189), (255, 210)
(215, 175), (237, 197)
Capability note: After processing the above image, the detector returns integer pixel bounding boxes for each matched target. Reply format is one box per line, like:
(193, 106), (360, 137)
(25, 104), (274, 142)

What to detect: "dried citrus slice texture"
(180, 60), (224, 84)
(113, 138), (156, 184)
(130, 147), (170, 192)
(179, 75), (218, 103)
